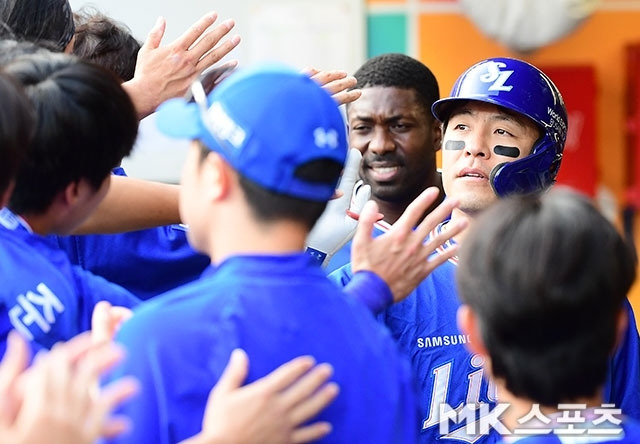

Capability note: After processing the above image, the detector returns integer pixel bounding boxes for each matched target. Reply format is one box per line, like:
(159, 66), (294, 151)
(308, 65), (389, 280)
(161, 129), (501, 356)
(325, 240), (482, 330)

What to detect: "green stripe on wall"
(367, 13), (407, 57)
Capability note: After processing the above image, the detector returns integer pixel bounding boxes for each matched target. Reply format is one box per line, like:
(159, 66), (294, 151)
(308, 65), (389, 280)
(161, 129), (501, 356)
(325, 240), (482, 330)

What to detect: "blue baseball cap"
(155, 63), (348, 201)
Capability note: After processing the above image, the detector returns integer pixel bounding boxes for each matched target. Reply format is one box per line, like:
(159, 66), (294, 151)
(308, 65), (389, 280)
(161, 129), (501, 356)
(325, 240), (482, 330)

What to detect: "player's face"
(348, 86), (440, 204)
(441, 101), (540, 216)
(60, 175), (111, 234)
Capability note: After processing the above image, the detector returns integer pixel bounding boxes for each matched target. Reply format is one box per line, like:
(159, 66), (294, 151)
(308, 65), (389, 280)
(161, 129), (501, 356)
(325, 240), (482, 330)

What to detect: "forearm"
(74, 175), (181, 234)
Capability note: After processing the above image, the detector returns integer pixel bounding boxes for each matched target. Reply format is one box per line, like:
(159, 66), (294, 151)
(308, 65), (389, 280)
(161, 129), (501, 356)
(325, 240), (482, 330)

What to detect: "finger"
(350, 183), (371, 216)
(411, 196), (459, 242)
(291, 422), (333, 443)
(189, 18), (235, 58)
(309, 70), (348, 87)
(141, 16), (166, 52)
(77, 342), (127, 386)
(301, 67), (320, 77)
(174, 11), (219, 51)
(249, 356), (316, 394)
(57, 331), (94, 363)
(352, 199), (380, 252)
(331, 88), (362, 106)
(288, 381), (339, 425)
(319, 75), (357, 96)
(0, 331), (30, 393)
(392, 187), (441, 233)
(195, 35), (242, 72)
(94, 378), (140, 437)
(422, 218), (467, 256)
(101, 415), (133, 439)
(279, 363), (334, 409)
(209, 349), (249, 397)
(336, 149), (362, 198)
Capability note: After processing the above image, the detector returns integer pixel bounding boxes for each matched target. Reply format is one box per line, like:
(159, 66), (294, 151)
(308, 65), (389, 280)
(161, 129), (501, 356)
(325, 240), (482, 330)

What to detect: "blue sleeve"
(71, 265), (141, 332)
(329, 265), (393, 314)
(344, 271), (393, 314)
(603, 299), (640, 419)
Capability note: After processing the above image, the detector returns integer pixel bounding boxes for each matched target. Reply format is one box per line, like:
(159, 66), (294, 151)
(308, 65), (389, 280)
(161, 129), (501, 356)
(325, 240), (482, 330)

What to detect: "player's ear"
(431, 118), (443, 153)
(202, 151), (233, 202)
(457, 304), (488, 357)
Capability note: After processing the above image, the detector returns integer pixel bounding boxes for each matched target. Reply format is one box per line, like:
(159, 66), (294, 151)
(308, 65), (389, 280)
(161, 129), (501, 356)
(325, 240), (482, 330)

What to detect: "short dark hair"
(0, 39), (53, 66)
(0, 72), (34, 196)
(0, 0), (75, 51)
(197, 142), (338, 230)
(457, 187), (636, 405)
(72, 7), (141, 82)
(4, 52), (138, 215)
(351, 53), (440, 113)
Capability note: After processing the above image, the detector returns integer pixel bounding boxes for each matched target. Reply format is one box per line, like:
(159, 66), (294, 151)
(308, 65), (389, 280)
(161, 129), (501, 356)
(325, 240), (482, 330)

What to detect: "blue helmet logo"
(432, 57), (568, 197)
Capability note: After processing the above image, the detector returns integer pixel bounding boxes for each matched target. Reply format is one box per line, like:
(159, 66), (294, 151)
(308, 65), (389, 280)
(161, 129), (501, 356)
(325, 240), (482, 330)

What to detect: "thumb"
(352, 199), (378, 251)
(210, 349), (249, 397)
(349, 183), (371, 217)
(142, 16), (166, 51)
(336, 149), (362, 198)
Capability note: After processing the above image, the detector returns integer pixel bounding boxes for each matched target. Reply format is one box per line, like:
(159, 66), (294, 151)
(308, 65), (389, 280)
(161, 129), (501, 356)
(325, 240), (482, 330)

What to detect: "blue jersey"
(0, 208), (140, 357)
(330, 222), (640, 443)
(50, 168), (210, 300)
(103, 253), (417, 444)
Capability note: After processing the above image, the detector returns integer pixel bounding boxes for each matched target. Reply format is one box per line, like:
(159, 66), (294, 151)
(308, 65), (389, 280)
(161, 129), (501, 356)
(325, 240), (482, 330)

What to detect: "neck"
(18, 212), (52, 235)
(377, 173), (444, 225)
(448, 208), (475, 244)
(207, 212), (309, 265)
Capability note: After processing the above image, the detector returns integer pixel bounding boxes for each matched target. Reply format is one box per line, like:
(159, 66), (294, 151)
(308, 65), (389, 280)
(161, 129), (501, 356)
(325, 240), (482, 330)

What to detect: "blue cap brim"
(155, 98), (204, 141)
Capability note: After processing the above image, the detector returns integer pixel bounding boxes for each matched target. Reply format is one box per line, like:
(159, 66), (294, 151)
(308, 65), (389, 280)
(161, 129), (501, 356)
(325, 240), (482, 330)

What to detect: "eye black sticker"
(444, 140), (465, 150)
(493, 145), (520, 158)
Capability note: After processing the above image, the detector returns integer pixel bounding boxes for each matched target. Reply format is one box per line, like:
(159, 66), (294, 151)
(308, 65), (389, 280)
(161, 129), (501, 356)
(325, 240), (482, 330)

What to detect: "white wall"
(69, 0), (365, 183)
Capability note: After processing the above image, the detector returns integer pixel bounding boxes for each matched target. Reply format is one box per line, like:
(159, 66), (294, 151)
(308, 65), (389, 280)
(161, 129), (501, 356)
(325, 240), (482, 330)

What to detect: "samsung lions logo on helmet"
(479, 61), (514, 92)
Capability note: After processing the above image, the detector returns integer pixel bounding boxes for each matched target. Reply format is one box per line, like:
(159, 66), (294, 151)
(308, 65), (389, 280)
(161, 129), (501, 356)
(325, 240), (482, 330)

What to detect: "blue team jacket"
(102, 253), (418, 444)
(0, 208), (140, 357)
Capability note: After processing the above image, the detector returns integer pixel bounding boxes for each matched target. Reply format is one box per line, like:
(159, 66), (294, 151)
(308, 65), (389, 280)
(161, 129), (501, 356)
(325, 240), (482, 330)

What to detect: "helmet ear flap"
(489, 147), (564, 198)
(489, 162), (508, 196)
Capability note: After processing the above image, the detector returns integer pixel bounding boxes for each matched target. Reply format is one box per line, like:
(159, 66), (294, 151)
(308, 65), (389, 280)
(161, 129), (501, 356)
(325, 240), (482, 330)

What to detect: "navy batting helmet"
(432, 58), (568, 197)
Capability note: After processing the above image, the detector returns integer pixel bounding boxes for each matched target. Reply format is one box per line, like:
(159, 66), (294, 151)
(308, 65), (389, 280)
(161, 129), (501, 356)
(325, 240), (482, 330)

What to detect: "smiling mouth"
(368, 165), (400, 182)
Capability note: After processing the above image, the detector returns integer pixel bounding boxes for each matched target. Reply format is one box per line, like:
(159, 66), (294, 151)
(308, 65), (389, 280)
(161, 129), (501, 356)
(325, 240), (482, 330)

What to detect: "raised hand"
(124, 11), (242, 118)
(304, 68), (362, 106)
(351, 187), (468, 303)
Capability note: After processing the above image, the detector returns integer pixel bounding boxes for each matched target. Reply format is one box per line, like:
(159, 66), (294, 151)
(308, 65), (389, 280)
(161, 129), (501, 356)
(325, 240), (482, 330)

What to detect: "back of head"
(353, 53), (440, 112)
(0, 72), (34, 197)
(457, 187), (636, 405)
(4, 52), (138, 215)
(156, 63), (348, 229)
(0, 38), (52, 66)
(432, 57), (567, 197)
(0, 0), (75, 52)
(72, 7), (141, 82)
